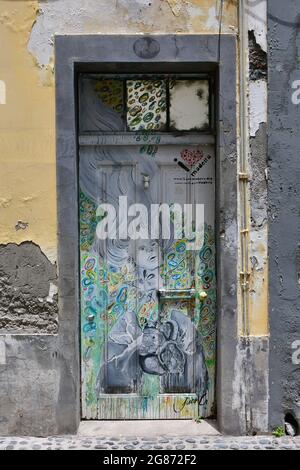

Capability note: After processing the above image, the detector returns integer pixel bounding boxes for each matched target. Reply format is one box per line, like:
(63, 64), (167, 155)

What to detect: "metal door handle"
(158, 288), (196, 299)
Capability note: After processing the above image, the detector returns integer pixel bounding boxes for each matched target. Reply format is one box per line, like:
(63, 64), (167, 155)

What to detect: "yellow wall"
(0, 0), (237, 264)
(0, 1), (56, 261)
(0, 1), (267, 336)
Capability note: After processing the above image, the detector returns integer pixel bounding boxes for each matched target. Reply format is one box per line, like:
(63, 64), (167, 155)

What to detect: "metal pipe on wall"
(239, 0), (251, 336)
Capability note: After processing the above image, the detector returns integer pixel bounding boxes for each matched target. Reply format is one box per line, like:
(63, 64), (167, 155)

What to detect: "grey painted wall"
(268, 2), (300, 431)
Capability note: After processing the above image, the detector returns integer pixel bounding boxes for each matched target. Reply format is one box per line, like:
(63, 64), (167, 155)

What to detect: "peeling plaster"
(249, 30), (267, 81)
(0, 0), (237, 267)
(166, 0), (184, 16)
(28, 0), (118, 67)
(248, 122), (268, 336)
(46, 282), (58, 304)
(206, 6), (219, 30)
(27, 0), (238, 68)
(0, 242), (58, 334)
(249, 79), (267, 137)
(246, 0), (267, 52)
(15, 221), (29, 231)
(244, 1), (268, 338)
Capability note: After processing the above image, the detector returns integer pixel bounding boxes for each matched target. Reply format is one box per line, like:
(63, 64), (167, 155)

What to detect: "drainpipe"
(239, 0), (251, 336)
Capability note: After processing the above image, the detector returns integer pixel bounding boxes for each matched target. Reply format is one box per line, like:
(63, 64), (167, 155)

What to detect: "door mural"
(79, 76), (216, 419)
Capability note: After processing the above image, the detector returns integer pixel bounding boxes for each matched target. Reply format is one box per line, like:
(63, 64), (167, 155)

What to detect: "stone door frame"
(55, 34), (239, 434)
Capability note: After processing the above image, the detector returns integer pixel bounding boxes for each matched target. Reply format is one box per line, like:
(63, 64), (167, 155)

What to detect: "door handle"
(158, 288), (196, 299)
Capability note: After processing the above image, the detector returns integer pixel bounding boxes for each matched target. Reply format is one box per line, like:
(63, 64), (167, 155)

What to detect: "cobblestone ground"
(0, 435), (299, 450)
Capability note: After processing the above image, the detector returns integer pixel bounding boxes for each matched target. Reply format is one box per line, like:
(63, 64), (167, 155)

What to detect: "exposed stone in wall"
(249, 30), (267, 81)
(0, 243), (58, 334)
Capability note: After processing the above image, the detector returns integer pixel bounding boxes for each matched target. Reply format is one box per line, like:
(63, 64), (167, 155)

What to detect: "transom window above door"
(79, 75), (213, 134)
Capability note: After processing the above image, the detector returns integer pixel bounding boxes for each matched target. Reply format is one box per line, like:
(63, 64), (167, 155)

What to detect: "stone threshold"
(78, 420), (220, 438)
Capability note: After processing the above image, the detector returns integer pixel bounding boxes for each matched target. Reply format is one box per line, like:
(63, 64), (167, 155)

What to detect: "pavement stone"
(0, 435), (299, 450)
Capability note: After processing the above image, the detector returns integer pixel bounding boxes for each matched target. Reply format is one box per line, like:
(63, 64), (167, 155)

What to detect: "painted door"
(79, 76), (216, 419)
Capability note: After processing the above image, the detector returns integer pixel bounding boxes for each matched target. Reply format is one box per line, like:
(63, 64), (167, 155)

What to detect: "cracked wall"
(0, 242), (58, 334)
(246, 2), (269, 337)
(0, 0), (237, 264)
(268, 0), (300, 431)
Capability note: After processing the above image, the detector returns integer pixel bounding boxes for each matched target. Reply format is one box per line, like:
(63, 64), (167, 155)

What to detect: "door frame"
(55, 34), (238, 434)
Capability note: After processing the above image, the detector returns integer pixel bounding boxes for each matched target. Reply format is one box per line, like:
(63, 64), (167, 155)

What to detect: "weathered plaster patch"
(21, 196), (36, 204)
(246, 0), (267, 52)
(180, 0), (237, 33)
(0, 337), (6, 365)
(0, 334), (60, 436)
(206, 6), (219, 30)
(0, 1), (57, 259)
(245, 0), (268, 338)
(28, 0), (174, 67)
(0, 1), (38, 36)
(46, 282), (58, 304)
(249, 239), (268, 335)
(0, 80), (5, 104)
(166, 0), (184, 16)
(15, 221), (29, 231)
(185, 2), (203, 18)
(232, 343), (247, 433)
(248, 123), (268, 336)
(42, 247), (57, 266)
(249, 123), (268, 227)
(0, 242), (58, 334)
(233, 337), (269, 434)
(28, 0), (118, 67)
(27, 0), (238, 67)
(249, 79), (267, 137)
(0, 198), (11, 209)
